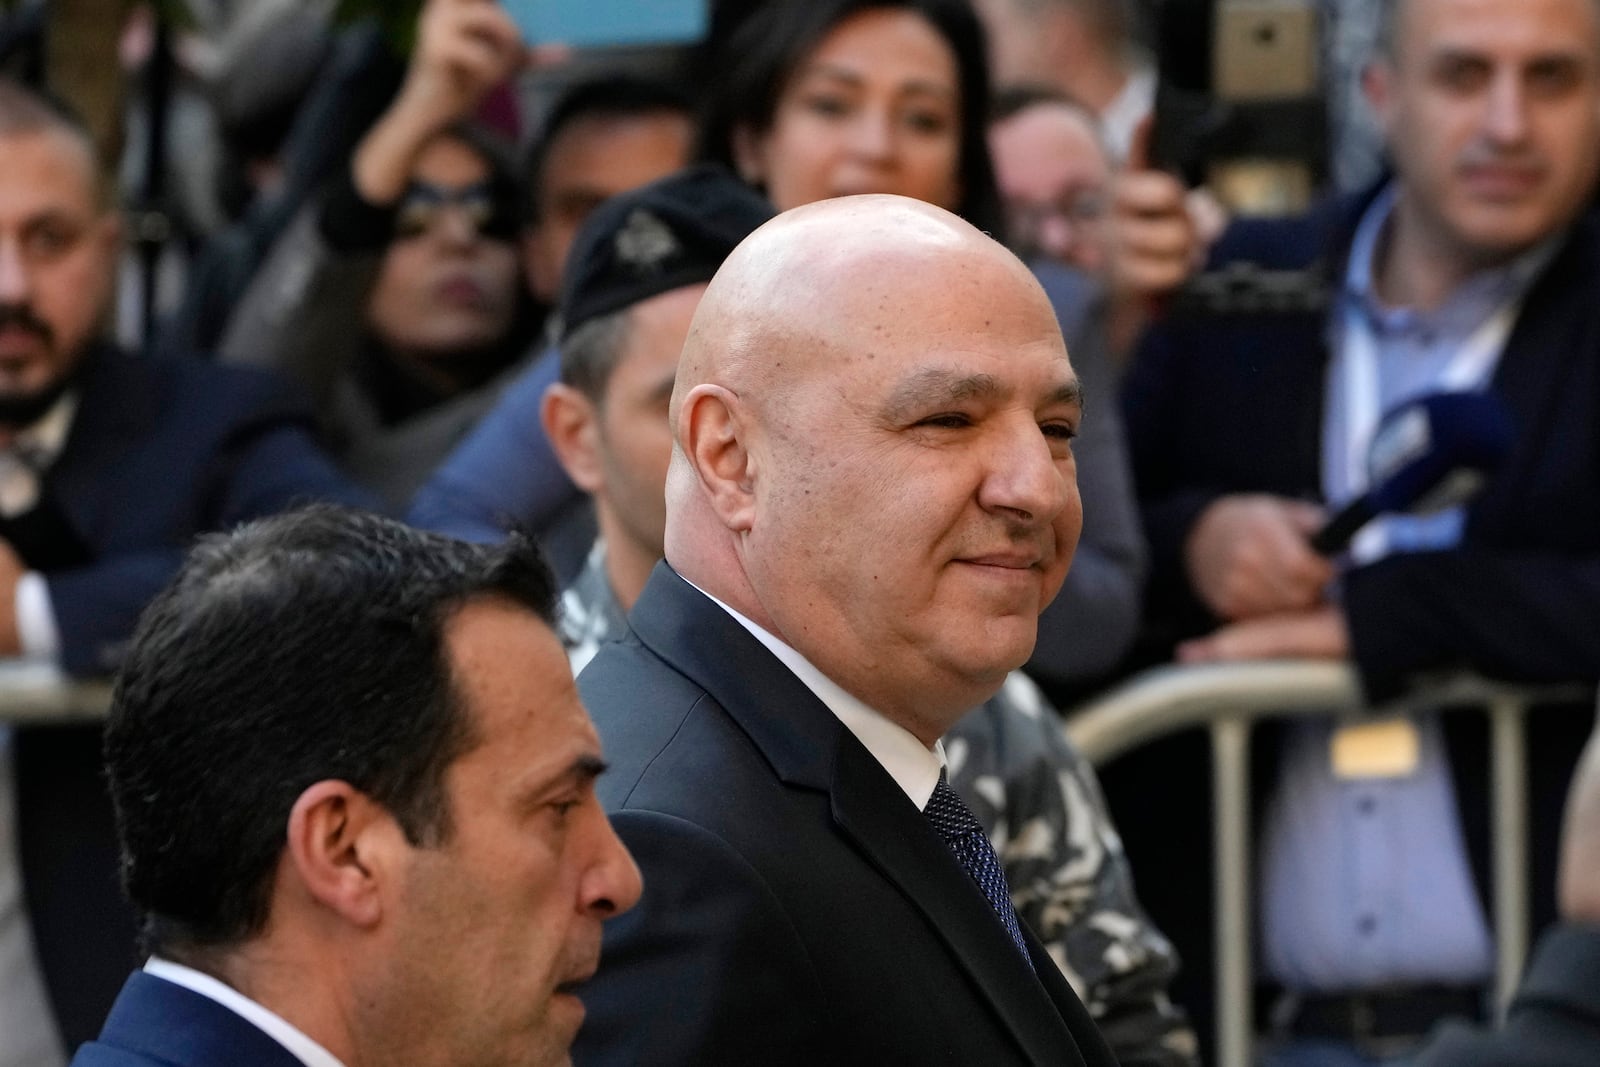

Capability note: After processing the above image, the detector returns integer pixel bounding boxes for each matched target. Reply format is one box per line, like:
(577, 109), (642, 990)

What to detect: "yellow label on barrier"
(1330, 717), (1421, 779)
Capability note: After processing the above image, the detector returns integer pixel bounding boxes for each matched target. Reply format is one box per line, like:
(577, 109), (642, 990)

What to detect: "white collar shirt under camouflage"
(560, 540), (629, 675)
(559, 539), (1197, 1067)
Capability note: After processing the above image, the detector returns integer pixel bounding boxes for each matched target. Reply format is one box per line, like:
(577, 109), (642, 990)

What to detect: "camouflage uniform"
(561, 542), (1198, 1067)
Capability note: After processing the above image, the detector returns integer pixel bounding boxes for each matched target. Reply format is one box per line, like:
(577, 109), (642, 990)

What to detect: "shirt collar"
(1344, 181), (1563, 334)
(143, 958), (347, 1067)
(12, 391), (77, 468)
(684, 579), (945, 810)
(1100, 58), (1156, 165)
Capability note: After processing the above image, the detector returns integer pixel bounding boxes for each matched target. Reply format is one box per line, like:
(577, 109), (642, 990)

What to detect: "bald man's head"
(667, 194), (1082, 741)
(671, 195), (1050, 431)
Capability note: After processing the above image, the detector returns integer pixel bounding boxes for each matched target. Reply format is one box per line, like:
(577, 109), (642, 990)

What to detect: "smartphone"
(503, 0), (708, 49)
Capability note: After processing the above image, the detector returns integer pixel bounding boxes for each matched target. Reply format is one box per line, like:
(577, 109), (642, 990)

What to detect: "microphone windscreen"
(1367, 391), (1514, 515)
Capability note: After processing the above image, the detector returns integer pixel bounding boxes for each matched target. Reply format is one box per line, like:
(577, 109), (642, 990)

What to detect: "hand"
(398, 0), (525, 137)
(1185, 494), (1335, 621)
(1107, 168), (1204, 298)
(1177, 605), (1349, 663)
(0, 538), (25, 656)
(354, 0), (526, 204)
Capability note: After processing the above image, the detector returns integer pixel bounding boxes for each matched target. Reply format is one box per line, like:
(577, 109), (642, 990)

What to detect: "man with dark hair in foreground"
(74, 506), (640, 1067)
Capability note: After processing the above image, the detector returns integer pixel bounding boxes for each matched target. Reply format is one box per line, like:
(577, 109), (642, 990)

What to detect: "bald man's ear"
(543, 383), (605, 495)
(283, 781), (400, 930)
(679, 383), (757, 532)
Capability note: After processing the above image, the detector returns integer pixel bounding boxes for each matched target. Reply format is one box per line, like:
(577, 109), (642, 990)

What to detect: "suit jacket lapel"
(830, 740), (1092, 1063)
(627, 565), (1090, 1063)
(1474, 217), (1599, 544)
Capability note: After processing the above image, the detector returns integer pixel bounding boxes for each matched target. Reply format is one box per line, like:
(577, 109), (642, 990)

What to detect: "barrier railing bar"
(1212, 716), (1253, 1067)
(1489, 694), (1529, 1018)
(1066, 661), (1590, 1067)
(0, 663), (112, 724)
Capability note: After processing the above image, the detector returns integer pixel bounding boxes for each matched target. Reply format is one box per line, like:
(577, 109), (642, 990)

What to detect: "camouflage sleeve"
(947, 672), (1201, 1067)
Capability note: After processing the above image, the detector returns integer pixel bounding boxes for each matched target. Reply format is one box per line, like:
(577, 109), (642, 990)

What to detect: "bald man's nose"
(978, 420), (1068, 522)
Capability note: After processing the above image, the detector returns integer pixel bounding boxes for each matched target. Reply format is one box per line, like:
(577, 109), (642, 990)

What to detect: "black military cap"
(559, 163), (776, 341)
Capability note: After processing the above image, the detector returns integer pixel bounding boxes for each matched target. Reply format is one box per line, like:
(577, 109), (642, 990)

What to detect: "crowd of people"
(3, 0), (1600, 1064)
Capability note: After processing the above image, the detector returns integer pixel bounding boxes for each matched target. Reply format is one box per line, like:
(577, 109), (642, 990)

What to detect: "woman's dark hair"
(698, 0), (1004, 236)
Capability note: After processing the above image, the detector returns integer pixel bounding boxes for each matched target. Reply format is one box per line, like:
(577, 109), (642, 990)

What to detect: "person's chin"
(949, 613), (1038, 673)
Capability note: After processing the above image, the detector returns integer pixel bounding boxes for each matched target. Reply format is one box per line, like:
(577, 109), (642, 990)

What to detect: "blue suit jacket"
(574, 565), (1119, 1067)
(16, 344), (368, 1049)
(71, 972), (308, 1067)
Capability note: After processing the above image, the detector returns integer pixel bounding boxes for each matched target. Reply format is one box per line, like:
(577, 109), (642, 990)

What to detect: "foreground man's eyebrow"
(882, 370), (1005, 421)
(1049, 378), (1085, 412)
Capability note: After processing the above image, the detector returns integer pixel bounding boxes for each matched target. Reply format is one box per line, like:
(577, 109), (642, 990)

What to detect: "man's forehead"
(1395, 0), (1600, 61)
(0, 130), (101, 218)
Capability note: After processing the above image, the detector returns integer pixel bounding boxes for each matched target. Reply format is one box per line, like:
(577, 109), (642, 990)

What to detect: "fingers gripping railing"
(1065, 661), (1587, 1067)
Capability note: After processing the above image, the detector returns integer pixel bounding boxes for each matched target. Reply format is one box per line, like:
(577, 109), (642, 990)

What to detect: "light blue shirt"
(1259, 184), (1556, 990)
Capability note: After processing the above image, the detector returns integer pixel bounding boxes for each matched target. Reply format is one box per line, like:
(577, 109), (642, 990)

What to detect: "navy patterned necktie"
(923, 771), (1035, 969)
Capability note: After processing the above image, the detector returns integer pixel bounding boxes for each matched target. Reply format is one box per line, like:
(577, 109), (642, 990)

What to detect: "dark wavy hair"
(697, 0), (1004, 236)
(106, 505), (557, 957)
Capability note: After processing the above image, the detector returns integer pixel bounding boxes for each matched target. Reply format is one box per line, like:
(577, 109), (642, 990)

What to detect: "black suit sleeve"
(575, 810), (829, 1067)
(48, 378), (372, 677)
(1121, 319), (1231, 641)
(1344, 548), (1600, 703)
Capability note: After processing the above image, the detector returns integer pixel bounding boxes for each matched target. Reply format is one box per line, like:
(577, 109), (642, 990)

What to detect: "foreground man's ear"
(285, 781), (398, 930)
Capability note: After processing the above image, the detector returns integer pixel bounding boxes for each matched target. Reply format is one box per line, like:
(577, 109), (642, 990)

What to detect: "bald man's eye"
(915, 412), (972, 430)
(1041, 421), (1079, 443)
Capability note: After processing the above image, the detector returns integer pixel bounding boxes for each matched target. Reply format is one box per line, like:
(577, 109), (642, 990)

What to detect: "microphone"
(1311, 391), (1514, 555)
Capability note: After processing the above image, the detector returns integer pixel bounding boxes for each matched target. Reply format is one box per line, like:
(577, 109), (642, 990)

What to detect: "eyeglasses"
(1005, 187), (1110, 258)
(394, 180), (517, 241)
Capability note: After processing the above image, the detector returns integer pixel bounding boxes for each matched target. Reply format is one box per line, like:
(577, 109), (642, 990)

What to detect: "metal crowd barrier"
(3, 660), (1588, 1066)
(0, 662), (112, 724)
(1065, 660), (1591, 1067)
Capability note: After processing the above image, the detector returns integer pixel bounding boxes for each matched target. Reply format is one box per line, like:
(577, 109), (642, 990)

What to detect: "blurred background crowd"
(5, 0), (1600, 1065)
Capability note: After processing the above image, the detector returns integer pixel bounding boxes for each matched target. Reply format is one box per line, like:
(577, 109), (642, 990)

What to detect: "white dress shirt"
(143, 958), (346, 1067)
(0, 395), (80, 1067)
(0, 731), (63, 1067)
(1100, 59), (1157, 166)
(690, 582), (945, 810)
(0, 391), (76, 660)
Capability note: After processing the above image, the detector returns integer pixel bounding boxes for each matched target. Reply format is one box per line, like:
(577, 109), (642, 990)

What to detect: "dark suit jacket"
(1112, 190), (1600, 1051)
(70, 972), (307, 1067)
(574, 565), (1118, 1067)
(1124, 191), (1600, 703)
(1414, 924), (1600, 1067)
(14, 343), (367, 1050)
